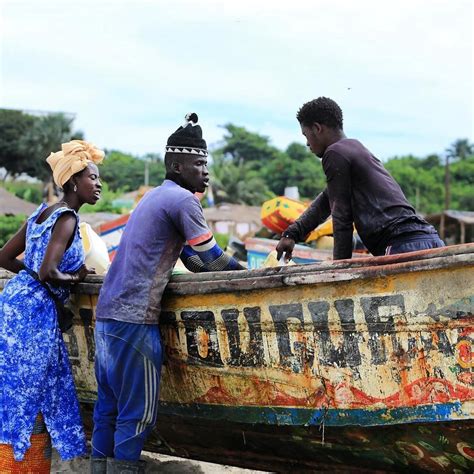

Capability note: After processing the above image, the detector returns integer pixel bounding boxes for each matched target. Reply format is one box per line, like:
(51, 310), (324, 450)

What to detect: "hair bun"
(167, 113), (207, 153)
(185, 112), (198, 124)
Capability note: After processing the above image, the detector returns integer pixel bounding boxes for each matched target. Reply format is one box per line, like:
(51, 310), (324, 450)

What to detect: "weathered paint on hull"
(1, 244), (473, 472)
(77, 401), (474, 473)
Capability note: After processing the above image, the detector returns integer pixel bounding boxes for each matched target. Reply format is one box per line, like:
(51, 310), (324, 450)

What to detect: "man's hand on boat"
(276, 237), (295, 263)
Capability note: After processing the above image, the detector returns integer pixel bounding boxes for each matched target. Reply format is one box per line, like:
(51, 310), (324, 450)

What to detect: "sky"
(0, 0), (473, 160)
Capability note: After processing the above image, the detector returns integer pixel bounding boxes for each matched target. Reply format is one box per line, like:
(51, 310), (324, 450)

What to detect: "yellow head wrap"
(46, 140), (105, 187)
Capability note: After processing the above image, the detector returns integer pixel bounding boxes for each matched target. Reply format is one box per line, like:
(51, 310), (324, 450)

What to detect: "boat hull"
(2, 244), (473, 472)
(78, 401), (473, 472)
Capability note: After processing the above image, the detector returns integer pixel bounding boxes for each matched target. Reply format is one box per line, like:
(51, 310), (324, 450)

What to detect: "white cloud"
(0, 0), (472, 159)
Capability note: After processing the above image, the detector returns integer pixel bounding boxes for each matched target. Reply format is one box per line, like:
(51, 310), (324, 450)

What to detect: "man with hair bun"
(277, 97), (444, 262)
(91, 113), (243, 473)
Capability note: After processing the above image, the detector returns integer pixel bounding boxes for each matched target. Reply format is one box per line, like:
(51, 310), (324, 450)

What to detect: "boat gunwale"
(1, 243), (473, 296)
(94, 243), (474, 295)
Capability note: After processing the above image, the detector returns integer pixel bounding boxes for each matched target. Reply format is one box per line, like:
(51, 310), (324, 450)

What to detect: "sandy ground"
(51, 450), (271, 473)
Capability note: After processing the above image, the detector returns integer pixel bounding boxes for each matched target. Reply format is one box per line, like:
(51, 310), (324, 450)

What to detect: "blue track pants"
(91, 319), (163, 461)
(385, 233), (445, 255)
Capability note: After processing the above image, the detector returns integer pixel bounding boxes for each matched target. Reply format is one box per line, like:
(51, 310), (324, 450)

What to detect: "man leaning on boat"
(90, 113), (244, 474)
(277, 97), (445, 262)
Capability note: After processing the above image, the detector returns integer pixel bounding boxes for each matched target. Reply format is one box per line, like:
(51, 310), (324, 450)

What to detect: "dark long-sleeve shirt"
(284, 139), (436, 260)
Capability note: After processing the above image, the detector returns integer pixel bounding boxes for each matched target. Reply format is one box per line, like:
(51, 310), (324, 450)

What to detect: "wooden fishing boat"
(1, 244), (473, 472)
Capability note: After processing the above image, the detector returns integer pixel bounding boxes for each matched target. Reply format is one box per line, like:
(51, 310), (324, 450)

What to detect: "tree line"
(210, 124), (473, 214)
(1, 109), (473, 214)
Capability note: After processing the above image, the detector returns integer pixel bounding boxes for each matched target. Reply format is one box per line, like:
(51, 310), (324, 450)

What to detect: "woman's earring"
(73, 184), (77, 192)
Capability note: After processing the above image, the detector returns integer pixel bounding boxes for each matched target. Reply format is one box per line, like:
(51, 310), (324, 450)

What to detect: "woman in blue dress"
(0, 140), (104, 464)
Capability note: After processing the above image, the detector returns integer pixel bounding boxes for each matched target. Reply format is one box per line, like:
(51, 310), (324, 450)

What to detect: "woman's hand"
(72, 264), (96, 282)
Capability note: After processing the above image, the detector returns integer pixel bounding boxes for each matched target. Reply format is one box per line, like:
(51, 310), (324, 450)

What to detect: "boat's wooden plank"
(1, 243), (474, 288)
(165, 253), (474, 295)
(59, 254), (474, 297)
(2, 247), (474, 297)
(169, 242), (474, 282)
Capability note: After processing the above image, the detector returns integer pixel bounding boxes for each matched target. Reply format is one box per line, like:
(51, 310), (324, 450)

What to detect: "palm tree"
(444, 139), (474, 209)
(210, 155), (273, 205)
(19, 113), (83, 184)
(446, 139), (473, 161)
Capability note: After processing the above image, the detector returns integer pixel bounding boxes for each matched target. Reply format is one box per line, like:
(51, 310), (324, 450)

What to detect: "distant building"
(426, 210), (474, 244)
(203, 204), (262, 240)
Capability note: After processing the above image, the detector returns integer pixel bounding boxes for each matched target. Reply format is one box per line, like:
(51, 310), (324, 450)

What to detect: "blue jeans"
(91, 319), (163, 461)
(385, 233), (445, 255)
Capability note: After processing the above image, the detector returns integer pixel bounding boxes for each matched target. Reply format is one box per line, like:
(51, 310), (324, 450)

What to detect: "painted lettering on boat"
(156, 293), (466, 373)
(63, 291), (470, 376)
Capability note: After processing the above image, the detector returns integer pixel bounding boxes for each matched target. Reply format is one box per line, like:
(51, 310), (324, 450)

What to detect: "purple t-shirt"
(95, 180), (212, 324)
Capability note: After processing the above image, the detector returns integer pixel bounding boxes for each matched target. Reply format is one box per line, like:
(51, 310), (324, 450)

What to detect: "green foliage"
(0, 110), (84, 185)
(0, 109), (35, 180)
(419, 154), (441, 170)
(212, 125), (474, 213)
(0, 108), (472, 214)
(449, 156), (474, 209)
(80, 181), (124, 214)
(99, 151), (165, 192)
(451, 156), (474, 184)
(213, 124), (281, 168)
(0, 215), (26, 247)
(385, 155), (445, 214)
(18, 113), (83, 183)
(211, 127), (326, 203)
(214, 232), (229, 250)
(210, 155), (274, 205)
(260, 142), (325, 198)
(385, 153), (474, 213)
(446, 138), (473, 161)
(4, 181), (43, 204)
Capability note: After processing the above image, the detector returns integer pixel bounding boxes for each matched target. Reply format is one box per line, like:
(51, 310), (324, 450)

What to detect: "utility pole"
(444, 153), (450, 210)
(144, 160), (149, 187)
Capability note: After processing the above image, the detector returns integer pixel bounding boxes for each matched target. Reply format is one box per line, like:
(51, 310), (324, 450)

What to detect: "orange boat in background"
(261, 196), (334, 243)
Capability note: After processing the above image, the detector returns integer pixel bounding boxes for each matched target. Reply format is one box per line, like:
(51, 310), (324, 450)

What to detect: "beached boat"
(1, 244), (473, 472)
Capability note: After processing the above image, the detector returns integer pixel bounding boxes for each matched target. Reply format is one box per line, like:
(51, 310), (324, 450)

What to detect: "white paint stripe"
(154, 364), (158, 421)
(143, 359), (153, 429)
(149, 363), (157, 424)
(150, 361), (157, 423)
(135, 357), (159, 435)
(137, 356), (149, 435)
(191, 237), (216, 252)
(143, 359), (153, 425)
(145, 357), (151, 428)
(145, 359), (153, 424)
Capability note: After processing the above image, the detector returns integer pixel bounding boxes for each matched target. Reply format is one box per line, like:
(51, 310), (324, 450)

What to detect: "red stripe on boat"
(98, 215), (130, 233)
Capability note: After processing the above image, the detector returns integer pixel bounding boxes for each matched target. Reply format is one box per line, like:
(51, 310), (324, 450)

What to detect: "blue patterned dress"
(0, 203), (87, 461)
